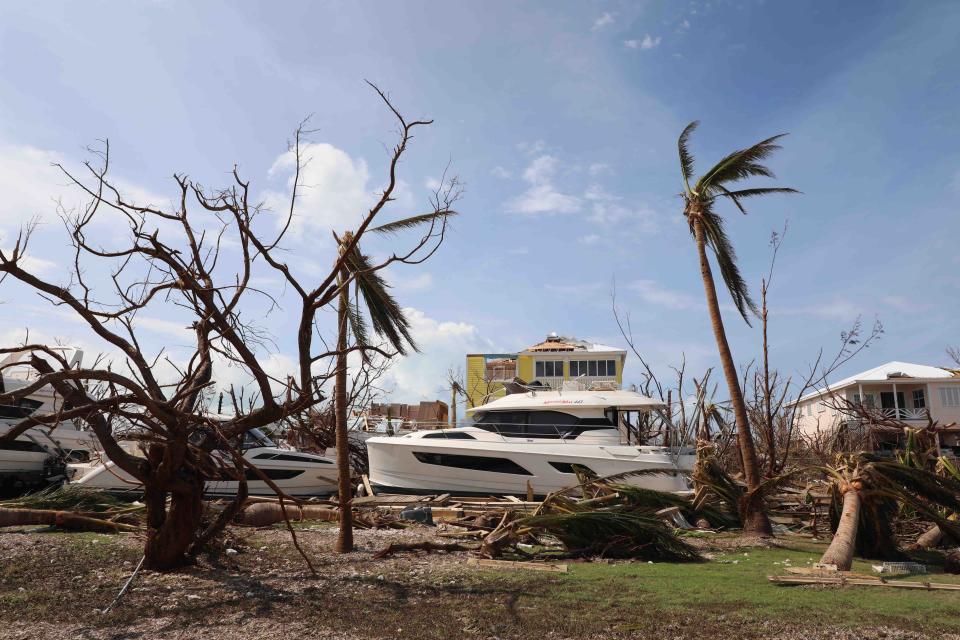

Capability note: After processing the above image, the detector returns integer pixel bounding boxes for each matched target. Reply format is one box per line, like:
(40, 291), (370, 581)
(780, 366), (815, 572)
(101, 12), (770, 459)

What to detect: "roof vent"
(886, 371), (909, 379)
(547, 332), (560, 341)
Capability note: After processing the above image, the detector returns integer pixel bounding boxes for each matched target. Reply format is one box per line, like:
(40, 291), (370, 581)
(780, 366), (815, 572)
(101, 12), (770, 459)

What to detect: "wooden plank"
(769, 575), (960, 591)
(467, 558), (568, 573)
(361, 474), (374, 497)
(504, 495), (523, 503)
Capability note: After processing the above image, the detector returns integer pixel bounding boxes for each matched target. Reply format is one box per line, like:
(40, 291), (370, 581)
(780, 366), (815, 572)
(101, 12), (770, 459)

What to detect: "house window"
(939, 386), (960, 408)
(535, 361), (563, 378)
(569, 359), (617, 377)
(864, 394), (876, 408)
(853, 393), (861, 405)
(912, 389), (926, 409)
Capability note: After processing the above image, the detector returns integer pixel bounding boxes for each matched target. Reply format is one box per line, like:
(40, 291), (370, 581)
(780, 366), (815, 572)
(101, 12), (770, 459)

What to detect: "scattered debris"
(466, 557), (568, 573)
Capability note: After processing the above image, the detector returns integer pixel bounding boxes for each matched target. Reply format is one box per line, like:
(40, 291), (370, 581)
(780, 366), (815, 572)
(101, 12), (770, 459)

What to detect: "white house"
(792, 361), (960, 455)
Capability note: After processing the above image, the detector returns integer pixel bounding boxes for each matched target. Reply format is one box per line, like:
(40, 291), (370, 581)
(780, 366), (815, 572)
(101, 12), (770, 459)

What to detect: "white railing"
(879, 408), (929, 421)
(534, 376), (617, 389)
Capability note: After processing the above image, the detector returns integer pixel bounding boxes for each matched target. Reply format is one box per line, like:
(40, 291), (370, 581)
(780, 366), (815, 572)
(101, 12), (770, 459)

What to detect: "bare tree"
(0, 85), (457, 570)
(947, 346), (960, 368)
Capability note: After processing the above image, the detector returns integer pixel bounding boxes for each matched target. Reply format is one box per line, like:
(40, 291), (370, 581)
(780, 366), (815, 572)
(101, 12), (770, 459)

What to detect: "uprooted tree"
(0, 84), (458, 570)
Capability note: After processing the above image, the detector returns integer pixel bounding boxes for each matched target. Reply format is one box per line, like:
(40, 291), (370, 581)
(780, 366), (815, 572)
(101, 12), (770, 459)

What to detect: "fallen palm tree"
(233, 500), (406, 529)
(478, 470), (704, 562)
(820, 454), (960, 570)
(0, 485), (144, 532)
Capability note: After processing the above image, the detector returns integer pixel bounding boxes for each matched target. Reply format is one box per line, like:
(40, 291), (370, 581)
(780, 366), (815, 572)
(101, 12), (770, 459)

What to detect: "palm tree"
(820, 455), (960, 570)
(677, 122), (797, 535)
(332, 211), (455, 553)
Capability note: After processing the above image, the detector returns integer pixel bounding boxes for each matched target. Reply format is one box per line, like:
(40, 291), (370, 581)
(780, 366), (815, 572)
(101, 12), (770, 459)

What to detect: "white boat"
(367, 385), (695, 496)
(68, 427), (339, 498)
(0, 350), (99, 491)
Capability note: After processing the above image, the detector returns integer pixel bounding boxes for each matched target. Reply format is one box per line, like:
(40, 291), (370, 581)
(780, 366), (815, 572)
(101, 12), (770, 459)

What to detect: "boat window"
(0, 439), (47, 453)
(422, 431), (476, 440)
(526, 411), (578, 438)
(412, 452), (532, 475)
(548, 461), (597, 475)
(252, 452), (333, 464)
(0, 398), (43, 420)
(474, 411), (528, 437)
(243, 468), (304, 480)
(242, 428), (277, 449)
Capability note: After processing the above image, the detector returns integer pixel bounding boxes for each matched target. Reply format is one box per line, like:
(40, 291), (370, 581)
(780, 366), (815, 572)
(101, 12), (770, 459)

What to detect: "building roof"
(520, 333), (625, 355)
(797, 361), (960, 403)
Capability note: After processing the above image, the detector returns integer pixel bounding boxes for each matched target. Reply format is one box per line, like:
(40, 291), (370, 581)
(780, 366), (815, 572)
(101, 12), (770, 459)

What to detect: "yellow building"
(465, 333), (627, 408)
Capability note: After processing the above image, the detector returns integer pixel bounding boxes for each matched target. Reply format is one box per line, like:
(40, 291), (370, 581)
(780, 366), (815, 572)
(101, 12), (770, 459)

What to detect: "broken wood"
(769, 575), (960, 590)
(467, 558), (568, 573)
(372, 541), (477, 559)
(361, 474), (374, 497)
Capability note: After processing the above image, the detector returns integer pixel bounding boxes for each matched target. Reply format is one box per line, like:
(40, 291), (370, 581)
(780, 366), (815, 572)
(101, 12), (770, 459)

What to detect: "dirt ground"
(0, 524), (957, 640)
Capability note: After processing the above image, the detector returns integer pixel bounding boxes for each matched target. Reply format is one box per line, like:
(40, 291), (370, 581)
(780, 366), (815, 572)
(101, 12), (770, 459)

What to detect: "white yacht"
(0, 350), (99, 490)
(366, 385), (695, 496)
(69, 427), (340, 498)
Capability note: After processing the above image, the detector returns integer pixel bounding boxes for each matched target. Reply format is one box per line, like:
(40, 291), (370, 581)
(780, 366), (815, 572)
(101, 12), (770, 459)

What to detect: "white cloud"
(592, 12), (616, 31)
(588, 163), (611, 176)
(0, 144), (67, 232)
(579, 234), (601, 245)
(392, 272), (434, 292)
(624, 35), (662, 50)
(263, 142), (374, 236)
(516, 140), (547, 156)
(490, 166), (512, 179)
(679, 19), (691, 31)
(385, 308), (494, 403)
(628, 279), (700, 310)
(424, 176), (442, 191)
(505, 155), (581, 215)
(583, 184), (657, 230)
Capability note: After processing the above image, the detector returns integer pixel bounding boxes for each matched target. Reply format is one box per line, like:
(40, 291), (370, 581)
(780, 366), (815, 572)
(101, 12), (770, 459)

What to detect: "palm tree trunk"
(820, 484), (861, 571)
(334, 264), (354, 553)
(692, 218), (772, 536)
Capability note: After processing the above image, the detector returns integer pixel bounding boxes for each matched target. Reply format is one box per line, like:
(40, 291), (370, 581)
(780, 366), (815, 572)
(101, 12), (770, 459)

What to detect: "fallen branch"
(372, 541), (477, 559)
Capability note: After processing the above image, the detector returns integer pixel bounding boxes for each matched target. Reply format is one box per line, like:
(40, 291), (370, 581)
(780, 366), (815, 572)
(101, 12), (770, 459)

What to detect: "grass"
(1, 530), (959, 639)
(538, 539), (960, 633)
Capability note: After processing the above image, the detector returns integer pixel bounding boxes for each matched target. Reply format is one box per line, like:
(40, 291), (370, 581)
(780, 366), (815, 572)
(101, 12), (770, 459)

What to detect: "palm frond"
(715, 185), (799, 216)
(517, 511), (702, 561)
(346, 297), (371, 359)
(699, 209), (758, 323)
(696, 133), (789, 191)
(678, 121), (699, 191)
(344, 247), (417, 355)
(368, 210), (457, 235)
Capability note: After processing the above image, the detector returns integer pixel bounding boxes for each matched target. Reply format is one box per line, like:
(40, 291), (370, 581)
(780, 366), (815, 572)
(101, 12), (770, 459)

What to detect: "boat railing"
(406, 421), (694, 451)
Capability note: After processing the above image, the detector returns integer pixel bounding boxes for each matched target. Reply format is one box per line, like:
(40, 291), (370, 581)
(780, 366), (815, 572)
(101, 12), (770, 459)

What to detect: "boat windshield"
(470, 410), (614, 439)
(243, 428), (277, 449)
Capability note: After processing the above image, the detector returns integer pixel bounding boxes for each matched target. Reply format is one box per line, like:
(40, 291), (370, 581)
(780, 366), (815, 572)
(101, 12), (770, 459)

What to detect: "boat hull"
(367, 437), (693, 496)
(68, 447), (339, 497)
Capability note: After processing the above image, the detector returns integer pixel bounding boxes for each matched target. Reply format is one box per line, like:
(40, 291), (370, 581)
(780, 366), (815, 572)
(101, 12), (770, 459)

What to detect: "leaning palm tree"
(677, 122), (797, 535)
(332, 211), (455, 553)
(820, 454), (960, 570)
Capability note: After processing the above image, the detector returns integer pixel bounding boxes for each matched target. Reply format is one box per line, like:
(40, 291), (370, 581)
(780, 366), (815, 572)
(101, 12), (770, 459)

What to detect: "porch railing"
(878, 408), (929, 421)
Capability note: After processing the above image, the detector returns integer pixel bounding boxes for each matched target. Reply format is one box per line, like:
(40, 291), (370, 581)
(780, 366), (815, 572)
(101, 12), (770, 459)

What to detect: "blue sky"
(0, 0), (958, 405)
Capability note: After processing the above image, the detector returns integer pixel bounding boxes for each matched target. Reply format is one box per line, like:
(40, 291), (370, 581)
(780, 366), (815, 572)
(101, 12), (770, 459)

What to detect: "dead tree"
(0, 85), (458, 570)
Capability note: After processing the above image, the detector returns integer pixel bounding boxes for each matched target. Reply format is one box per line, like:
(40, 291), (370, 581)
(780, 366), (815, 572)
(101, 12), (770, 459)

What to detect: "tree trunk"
(334, 263), (354, 553)
(915, 525), (943, 550)
(692, 218), (772, 536)
(143, 480), (205, 571)
(820, 484), (861, 571)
